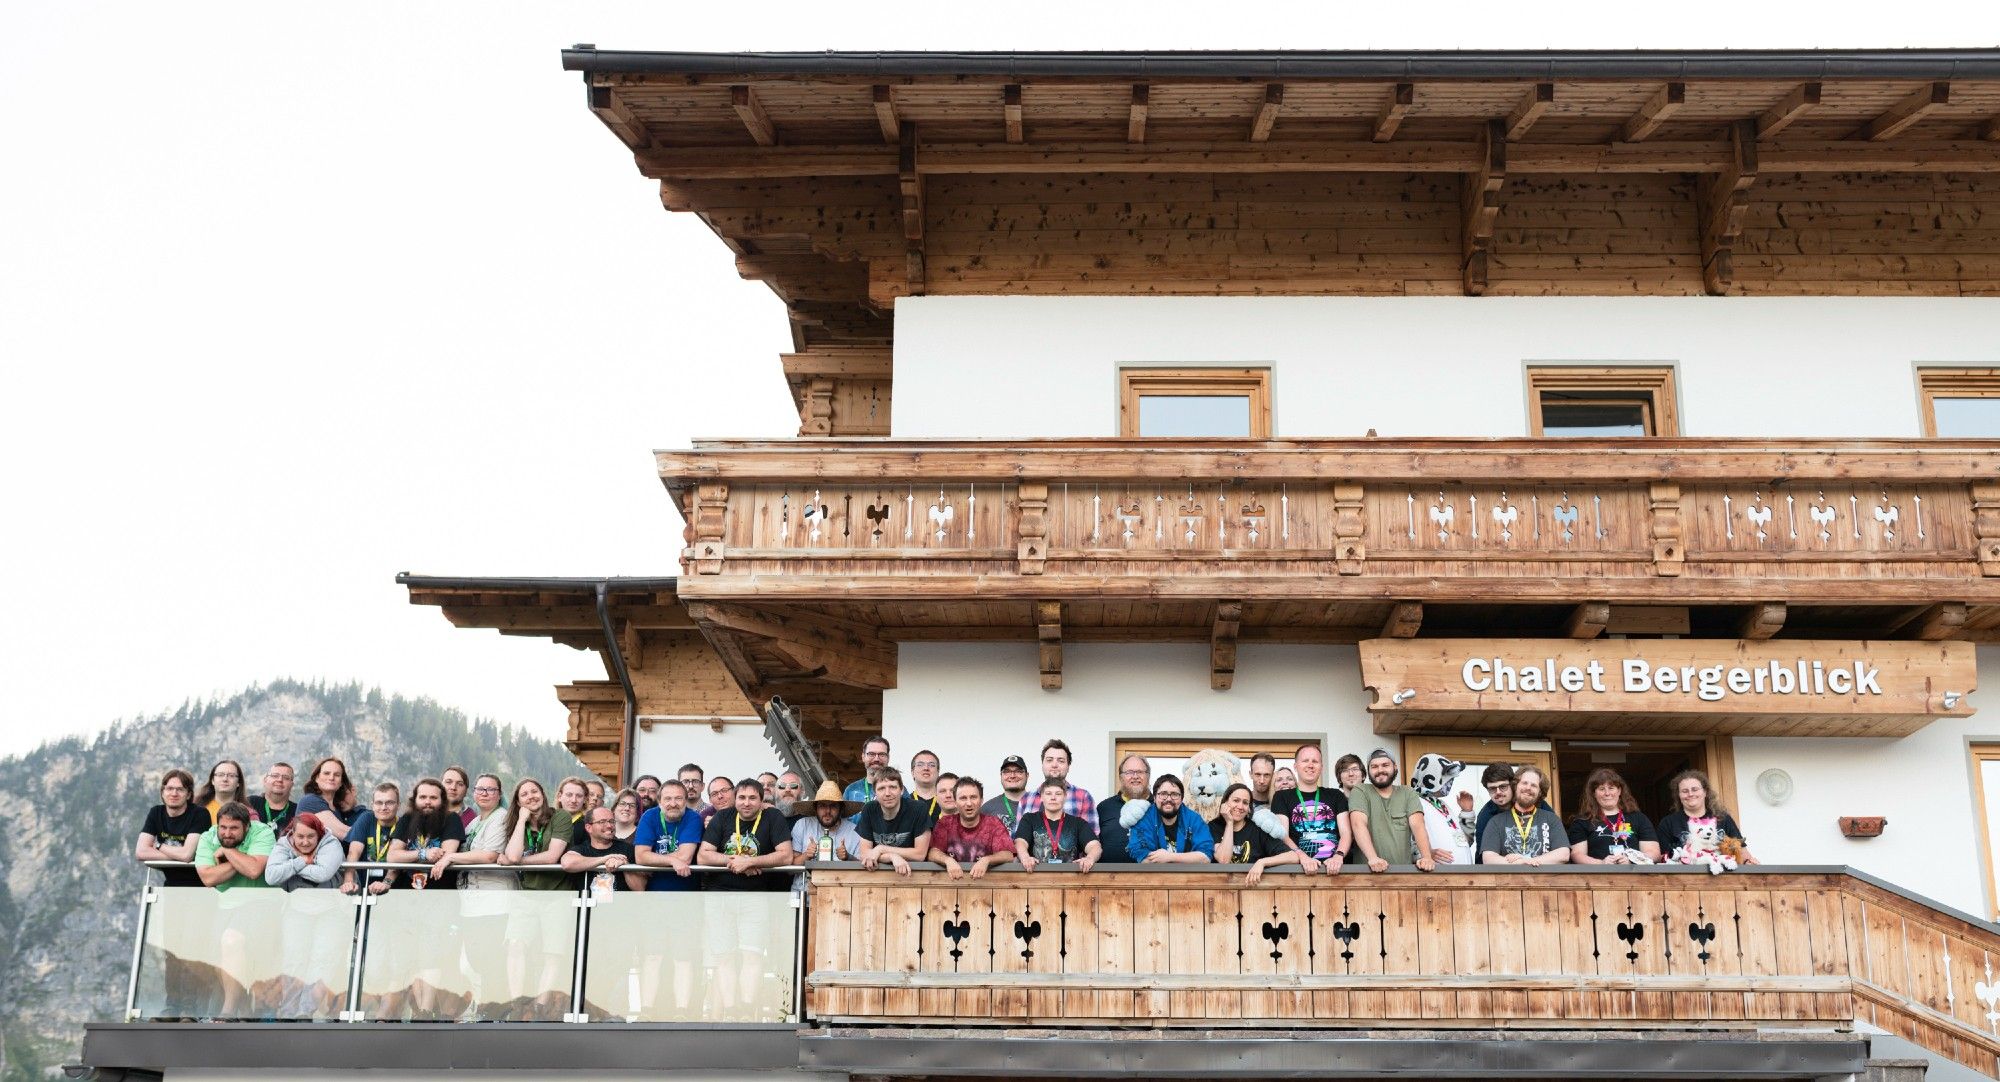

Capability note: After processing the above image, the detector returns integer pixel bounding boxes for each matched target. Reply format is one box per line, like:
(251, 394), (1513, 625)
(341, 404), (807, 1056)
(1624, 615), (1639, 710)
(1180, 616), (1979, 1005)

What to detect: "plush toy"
(1409, 753), (1479, 865)
(1669, 816), (1740, 875)
(1123, 748), (1286, 840)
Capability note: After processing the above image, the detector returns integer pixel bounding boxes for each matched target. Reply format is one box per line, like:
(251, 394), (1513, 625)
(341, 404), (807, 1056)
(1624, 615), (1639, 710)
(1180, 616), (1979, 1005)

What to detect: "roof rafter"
(1504, 82), (1554, 141)
(1372, 82), (1415, 143)
(872, 85), (900, 143)
(1620, 82), (1686, 142)
(1128, 84), (1149, 143)
(731, 85), (778, 146)
(1249, 83), (1284, 142)
(1756, 82), (1821, 138)
(1857, 81), (1950, 141)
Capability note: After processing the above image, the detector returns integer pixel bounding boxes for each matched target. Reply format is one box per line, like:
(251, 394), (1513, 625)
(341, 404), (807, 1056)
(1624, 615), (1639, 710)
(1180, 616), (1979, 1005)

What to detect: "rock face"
(0, 680), (587, 1081)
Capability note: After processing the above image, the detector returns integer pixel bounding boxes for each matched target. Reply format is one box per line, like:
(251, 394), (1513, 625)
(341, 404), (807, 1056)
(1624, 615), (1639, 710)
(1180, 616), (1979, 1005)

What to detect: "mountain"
(0, 680), (588, 1081)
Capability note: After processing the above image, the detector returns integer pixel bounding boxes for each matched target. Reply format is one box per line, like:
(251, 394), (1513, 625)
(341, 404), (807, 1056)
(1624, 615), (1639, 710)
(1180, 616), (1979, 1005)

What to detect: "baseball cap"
(1000, 755), (1028, 771)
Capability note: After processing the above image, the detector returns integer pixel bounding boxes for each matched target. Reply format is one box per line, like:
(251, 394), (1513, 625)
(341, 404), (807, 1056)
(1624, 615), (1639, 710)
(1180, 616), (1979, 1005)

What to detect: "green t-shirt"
(1347, 784), (1423, 864)
(521, 810), (577, 891)
(192, 820), (277, 890)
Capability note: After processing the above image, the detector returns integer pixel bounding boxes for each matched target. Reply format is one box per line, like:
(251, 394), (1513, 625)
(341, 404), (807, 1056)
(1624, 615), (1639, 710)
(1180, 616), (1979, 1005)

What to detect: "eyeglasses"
(474, 785), (500, 793)
(1486, 783), (1511, 794)
(1119, 769), (1148, 778)
(615, 800), (638, 809)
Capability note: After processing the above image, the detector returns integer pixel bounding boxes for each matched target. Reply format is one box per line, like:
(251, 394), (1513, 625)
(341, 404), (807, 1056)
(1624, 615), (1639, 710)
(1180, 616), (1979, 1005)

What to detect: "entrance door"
(1554, 738), (1708, 824)
(1398, 735), (1560, 820)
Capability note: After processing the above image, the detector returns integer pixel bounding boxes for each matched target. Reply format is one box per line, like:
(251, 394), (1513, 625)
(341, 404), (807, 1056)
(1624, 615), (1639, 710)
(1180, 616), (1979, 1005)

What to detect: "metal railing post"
(342, 891), (373, 1022)
(790, 886), (808, 1024)
(565, 886), (592, 1023)
(123, 879), (156, 1021)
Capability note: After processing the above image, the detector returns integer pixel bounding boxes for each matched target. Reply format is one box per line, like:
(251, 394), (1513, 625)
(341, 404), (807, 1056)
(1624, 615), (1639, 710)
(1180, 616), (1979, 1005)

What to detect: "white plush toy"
(1670, 816), (1740, 875)
(1119, 748), (1287, 840)
(1409, 753), (1479, 866)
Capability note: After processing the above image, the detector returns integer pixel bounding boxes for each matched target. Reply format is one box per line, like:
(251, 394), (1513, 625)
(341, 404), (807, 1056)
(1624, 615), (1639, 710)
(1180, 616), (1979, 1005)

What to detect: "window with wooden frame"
(1111, 736), (1320, 790)
(1526, 366), (1679, 437)
(1918, 369), (2000, 437)
(1971, 744), (2000, 918)
(1119, 368), (1272, 438)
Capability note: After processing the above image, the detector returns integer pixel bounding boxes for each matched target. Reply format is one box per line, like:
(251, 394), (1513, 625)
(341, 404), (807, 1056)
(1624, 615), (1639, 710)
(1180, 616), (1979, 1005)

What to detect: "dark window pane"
(1139, 395), (1252, 437)
(1539, 390), (1652, 437)
(1933, 397), (2000, 438)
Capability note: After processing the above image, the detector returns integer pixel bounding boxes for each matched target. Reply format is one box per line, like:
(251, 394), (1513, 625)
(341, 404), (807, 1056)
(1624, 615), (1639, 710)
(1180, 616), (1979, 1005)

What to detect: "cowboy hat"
(807, 779), (864, 817)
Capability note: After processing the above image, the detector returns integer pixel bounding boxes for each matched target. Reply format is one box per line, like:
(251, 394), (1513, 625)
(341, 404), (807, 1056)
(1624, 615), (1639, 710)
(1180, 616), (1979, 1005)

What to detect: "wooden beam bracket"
(1621, 82), (1686, 143)
(1038, 600), (1063, 690)
(1858, 81), (1950, 142)
(1505, 83), (1554, 142)
(1699, 120), (1760, 296)
(1381, 601), (1423, 639)
(587, 86), (651, 150)
(1461, 120), (1507, 296)
(1128, 84), (1149, 143)
(1249, 84), (1284, 142)
(731, 85), (778, 147)
(899, 123), (925, 296)
(872, 85), (900, 143)
(1737, 602), (1787, 640)
(1334, 482), (1367, 574)
(1017, 482), (1050, 575)
(690, 482), (729, 574)
(1563, 602), (1610, 640)
(1757, 82), (1821, 139)
(1373, 82), (1414, 143)
(1905, 601), (1969, 641)
(1211, 601), (1243, 690)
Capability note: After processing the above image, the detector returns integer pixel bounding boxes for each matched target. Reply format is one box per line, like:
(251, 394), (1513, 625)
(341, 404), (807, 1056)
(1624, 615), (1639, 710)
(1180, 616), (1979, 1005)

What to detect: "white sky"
(4, 3), (1998, 757)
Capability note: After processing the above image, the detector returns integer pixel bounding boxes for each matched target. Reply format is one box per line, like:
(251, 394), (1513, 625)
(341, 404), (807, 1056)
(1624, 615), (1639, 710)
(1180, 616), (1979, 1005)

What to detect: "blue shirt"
(633, 807), (706, 892)
(1125, 805), (1215, 863)
(842, 778), (873, 824)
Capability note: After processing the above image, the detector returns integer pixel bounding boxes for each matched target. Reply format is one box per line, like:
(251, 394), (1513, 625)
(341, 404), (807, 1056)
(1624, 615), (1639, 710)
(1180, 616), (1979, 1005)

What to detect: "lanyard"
(733, 809), (764, 841)
(1509, 807), (1535, 847)
(371, 823), (389, 860)
(526, 826), (545, 853)
(1001, 794), (1017, 822)
(1042, 811), (1065, 852)
(1301, 786), (1321, 808)
(261, 798), (287, 822)
(1605, 811), (1627, 839)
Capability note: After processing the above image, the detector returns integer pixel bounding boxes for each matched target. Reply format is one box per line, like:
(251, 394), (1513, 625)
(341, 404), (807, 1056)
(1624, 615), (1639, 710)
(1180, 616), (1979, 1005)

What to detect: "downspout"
(595, 582), (638, 785)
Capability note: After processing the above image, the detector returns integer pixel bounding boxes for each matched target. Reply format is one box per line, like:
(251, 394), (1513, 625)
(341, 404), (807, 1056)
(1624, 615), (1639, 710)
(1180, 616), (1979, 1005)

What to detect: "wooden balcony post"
(1974, 482), (2000, 575)
(1649, 481), (1684, 576)
(1335, 482), (1366, 574)
(1018, 482), (1049, 575)
(692, 482), (729, 574)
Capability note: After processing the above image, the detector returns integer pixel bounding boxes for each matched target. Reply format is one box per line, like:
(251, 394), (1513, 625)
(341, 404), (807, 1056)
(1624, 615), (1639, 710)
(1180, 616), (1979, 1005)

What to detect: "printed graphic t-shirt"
(1566, 810), (1660, 861)
(930, 813), (1015, 863)
(141, 804), (213, 887)
(702, 809), (791, 892)
(1012, 813), (1097, 865)
(1269, 786), (1349, 860)
(1479, 805), (1571, 860)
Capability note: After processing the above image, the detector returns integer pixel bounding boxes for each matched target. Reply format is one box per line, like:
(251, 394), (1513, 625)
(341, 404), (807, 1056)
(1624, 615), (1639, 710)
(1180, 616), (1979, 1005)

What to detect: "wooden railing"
(805, 866), (2000, 1077)
(658, 439), (2000, 604)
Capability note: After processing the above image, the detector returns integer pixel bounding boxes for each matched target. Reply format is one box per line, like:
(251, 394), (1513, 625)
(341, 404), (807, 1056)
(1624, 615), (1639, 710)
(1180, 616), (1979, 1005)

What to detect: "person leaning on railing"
(1122, 774), (1214, 865)
(196, 802), (276, 889)
(1208, 783), (1298, 884)
(297, 756), (359, 842)
(1478, 766), (1570, 866)
(265, 814), (342, 889)
(432, 773), (511, 889)
(387, 777), (465, 888)
(926, 776), (1016, 880)
(341, 782), (402, 894)
(136, 768), (210, 887)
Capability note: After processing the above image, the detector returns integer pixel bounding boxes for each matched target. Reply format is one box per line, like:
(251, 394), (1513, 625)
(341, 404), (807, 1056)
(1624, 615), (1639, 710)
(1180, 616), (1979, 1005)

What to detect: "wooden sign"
(1359, 638), (1976, 738)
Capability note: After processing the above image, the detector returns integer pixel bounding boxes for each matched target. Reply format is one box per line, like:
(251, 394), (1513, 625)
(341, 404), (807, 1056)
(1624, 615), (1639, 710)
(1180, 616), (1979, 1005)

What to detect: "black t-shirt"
(392, 813), (467, 889)
(1268, 786), (1350, 860)
(252, 795), (296, 833)
(1566, 810), (1660, 861)
(1209, 816), (1289, 865)
(909, 793), (945, 828)
(857, 800), (932, 850)
(1097, 794), (1138, 864)
(1656, 810), (1746, 854)
(1013, 812), (1097, 864)
(141, 804), (212, 887)
(569, 837), (637, 891)
(702, 808), (791, 892)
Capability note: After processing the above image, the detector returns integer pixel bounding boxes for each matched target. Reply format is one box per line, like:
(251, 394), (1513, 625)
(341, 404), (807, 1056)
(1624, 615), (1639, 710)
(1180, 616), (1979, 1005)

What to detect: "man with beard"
(1247, 753), (1277, 807)
(1095, 754), (1151, 864)
(1479, 766), (1571, 866)
(677, 764), (705, 806)
(927, 777), (1016, 879)
(1350, 748), (1437, 873)
(562, 807), (641, 892)
(632, 774), (663, 814)
(790, 780), (862, 879)
(634, 777), (705, 890)
(843, 736), (892, 821)
(980, 755), (1032, 835)
(195, 802), (276, 889)
(388, 778), (466, 888)
(698, 780), (795, 1016)
(772, 772), (806, 824)
(1269, 744), (1351, 874)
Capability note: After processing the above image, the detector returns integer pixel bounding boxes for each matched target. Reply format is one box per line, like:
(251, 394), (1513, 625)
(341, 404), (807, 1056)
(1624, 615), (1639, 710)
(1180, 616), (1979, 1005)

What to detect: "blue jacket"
(1126, 806), (1215, 863)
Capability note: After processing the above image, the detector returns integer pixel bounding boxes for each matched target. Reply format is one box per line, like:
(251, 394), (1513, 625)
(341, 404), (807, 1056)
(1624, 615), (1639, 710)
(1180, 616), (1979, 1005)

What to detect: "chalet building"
(84, 47), (2000, 1082)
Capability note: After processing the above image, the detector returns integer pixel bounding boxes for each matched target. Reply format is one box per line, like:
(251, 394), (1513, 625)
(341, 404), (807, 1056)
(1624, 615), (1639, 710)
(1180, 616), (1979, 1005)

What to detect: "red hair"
(288, 813), (327, 851)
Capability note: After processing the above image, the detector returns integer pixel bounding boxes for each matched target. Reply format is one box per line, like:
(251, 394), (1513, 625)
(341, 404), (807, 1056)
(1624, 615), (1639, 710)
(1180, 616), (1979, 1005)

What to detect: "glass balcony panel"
(581, 889), (797, 1023)
(357, 889), (578, 1021)
(134, 886), (357, 1021)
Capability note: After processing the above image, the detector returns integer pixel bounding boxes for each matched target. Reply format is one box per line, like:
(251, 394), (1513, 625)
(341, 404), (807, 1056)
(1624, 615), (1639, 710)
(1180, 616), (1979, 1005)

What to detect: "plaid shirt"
(1020, 782), (1098, 833)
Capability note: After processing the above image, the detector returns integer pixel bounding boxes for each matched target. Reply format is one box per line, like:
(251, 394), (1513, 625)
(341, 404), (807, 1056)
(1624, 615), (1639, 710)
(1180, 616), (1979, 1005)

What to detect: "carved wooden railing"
(658, 439), (2000, 603)
(805, 866), (2000, 1076)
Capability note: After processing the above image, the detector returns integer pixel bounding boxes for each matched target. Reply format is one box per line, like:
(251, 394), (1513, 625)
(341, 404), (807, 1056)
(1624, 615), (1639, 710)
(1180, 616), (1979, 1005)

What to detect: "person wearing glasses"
(1472, 763), (1530, 847)
(609, 788), (642, 842)
(434, 774), (512, 890)
(771, 772), (806, 824)
(1095, 754), (1152, 864)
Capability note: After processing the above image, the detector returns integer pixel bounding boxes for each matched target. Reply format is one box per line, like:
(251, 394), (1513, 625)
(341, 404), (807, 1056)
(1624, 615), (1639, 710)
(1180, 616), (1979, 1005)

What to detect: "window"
(1527, 366), (1679, 437)
(1112, 736), (1319, 789)
(1119, 368), (1271, 438)
(1919, 369), (2000, 437)
(1973, 745), (2000, 918)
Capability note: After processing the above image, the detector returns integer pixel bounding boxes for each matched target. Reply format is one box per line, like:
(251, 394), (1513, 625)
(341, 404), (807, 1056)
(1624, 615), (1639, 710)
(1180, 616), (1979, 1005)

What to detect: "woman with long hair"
(297, 756), (359, 840)
(195, 760), (252, 819)
(501, 779), (571, 1019)
(1209, 783), (1298, 885)
(1566, 768), (1661, 864)
(442, 766), (473, 827)
(1658, 769), (1759, 865)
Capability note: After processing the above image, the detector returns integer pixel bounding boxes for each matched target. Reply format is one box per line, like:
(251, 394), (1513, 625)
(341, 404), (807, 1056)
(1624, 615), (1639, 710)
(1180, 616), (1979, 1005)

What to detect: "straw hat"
(807, 779), (864, 817)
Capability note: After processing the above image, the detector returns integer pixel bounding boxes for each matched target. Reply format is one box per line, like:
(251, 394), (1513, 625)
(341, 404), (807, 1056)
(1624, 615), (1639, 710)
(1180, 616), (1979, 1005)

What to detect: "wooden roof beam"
(1699, 120), (1760, 296)
(1128, 84), (1149, 143)
(1249, 83), (1284, 142)
(1983, 117), (2000, 141)
(1212, 601), (1243, 690)
(872, 85), (900, 143)
(1380, 601), (1423, 639)
(1038, 600), (1063, 690)
(1756, 82), (1821, 138)
(587, 86), (651, 150)
(1461, 120), (1506, 296)
(1737, 602), (1787, 640)
(1901, 601), (1968, 641)
(1857, 81), (1950, 141)
(899, 123), (925, 296)
(731, 85), (778, 146)
(1004, 84), (1024, 143)
(1620, 82), (1686, 143)
(1504, 82), (1554, 141)
(1373, 82), (1415, 143)
(1563, 602), (1610, 639)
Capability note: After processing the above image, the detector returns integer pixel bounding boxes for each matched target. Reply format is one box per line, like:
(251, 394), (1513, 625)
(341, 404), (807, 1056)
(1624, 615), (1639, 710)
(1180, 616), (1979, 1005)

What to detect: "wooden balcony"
(805, 866), (2000, 1077)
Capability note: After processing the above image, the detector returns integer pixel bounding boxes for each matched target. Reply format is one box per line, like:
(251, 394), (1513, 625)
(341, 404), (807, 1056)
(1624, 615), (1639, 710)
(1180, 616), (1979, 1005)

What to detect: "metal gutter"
(395, 572), (679, 593)
(596, 581), (639, 783)
(562, 46), (2000, 80)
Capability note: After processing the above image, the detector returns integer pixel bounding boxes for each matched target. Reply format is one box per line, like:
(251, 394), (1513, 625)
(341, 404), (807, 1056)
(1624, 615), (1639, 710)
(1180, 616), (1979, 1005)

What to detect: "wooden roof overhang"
(567, 47), (2000, 418)
(658, 436), (2000, 731)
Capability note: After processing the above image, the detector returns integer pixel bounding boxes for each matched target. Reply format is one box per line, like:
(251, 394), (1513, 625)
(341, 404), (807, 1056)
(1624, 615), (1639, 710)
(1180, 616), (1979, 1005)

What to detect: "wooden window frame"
(1917, 368), (2000, 437)
(1971, 744), (2000, 918)
(1119, 367), (1272, 438)
(1526, 365), (1680, 437)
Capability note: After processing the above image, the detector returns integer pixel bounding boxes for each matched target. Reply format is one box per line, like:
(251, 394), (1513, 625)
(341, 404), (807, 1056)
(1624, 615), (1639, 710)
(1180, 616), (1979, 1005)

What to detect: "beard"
(412, 807), (451, 837)
(778, 797), (796, 815)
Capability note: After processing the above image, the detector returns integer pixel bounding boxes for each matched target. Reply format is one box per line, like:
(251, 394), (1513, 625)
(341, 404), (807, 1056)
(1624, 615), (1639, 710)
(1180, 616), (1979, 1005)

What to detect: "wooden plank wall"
(806, 869), (2000, 1077)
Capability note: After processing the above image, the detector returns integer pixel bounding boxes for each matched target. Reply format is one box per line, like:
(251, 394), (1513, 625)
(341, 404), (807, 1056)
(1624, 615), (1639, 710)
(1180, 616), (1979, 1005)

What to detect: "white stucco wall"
(882, 642), (1374, 803)
(1734, 645), (2000, 918)
(892, 296), (2000, 439)
(630, 724), (783, 792)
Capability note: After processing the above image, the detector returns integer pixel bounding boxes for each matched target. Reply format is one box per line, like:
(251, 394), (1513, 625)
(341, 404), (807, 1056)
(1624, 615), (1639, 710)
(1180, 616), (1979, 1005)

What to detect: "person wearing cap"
(981, 755), (1032, 835)
(928, 776), (1017, 879)
(1348, 747), (1437, 873)
(790, 779), (863, 877)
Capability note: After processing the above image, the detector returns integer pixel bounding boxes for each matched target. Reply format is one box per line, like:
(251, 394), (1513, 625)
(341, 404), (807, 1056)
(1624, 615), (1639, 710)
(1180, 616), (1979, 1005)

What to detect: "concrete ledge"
(82, 1023), (800, 1073)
